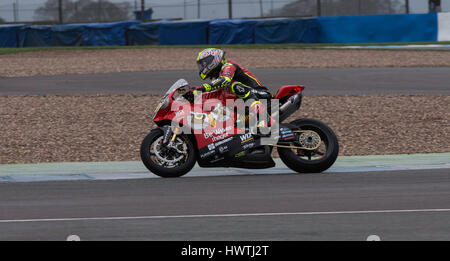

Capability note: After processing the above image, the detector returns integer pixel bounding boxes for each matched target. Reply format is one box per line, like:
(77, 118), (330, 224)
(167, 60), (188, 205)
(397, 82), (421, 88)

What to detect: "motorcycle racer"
(189, 48), (273, 128)
(143, 77), (340, 177)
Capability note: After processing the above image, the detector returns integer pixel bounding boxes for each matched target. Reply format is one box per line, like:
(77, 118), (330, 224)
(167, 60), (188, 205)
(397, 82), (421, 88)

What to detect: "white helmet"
(196, 48), (226, 80)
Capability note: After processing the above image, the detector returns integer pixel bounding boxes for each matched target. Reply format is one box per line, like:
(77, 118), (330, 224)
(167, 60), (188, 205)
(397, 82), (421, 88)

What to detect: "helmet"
(196, 48), (225, 80)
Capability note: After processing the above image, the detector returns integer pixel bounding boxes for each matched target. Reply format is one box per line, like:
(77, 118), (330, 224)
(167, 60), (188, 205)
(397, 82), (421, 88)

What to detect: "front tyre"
(278, 118), (339, 173)
(140, 128), (197, 178)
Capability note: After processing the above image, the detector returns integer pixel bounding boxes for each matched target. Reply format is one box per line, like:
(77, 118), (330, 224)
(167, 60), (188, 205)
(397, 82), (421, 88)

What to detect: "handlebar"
(182, 91), (194, 103)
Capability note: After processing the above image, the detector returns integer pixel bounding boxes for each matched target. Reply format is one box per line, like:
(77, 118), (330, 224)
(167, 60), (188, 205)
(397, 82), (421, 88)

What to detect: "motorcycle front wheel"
(140, 128), (197, 178)
(278, 118), (339, 173)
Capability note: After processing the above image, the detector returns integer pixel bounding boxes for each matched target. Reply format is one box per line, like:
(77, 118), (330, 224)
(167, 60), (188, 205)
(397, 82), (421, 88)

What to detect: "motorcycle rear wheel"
(278, 118), (339, 173)
(140, 128), (197, 178)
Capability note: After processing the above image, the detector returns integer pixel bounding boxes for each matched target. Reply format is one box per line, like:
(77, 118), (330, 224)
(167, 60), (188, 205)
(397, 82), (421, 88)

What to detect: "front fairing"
(152, 79), (189, 122)
(152, 80), (245, 150)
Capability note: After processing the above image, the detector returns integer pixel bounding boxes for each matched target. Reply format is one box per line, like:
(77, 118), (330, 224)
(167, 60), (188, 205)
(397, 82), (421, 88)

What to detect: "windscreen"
(166, 79), (189, 96)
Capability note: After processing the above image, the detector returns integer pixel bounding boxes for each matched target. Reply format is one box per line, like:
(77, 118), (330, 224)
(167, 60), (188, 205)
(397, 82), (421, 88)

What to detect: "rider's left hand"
(191, 86), (206, 96)
(184, 86), (205, 102)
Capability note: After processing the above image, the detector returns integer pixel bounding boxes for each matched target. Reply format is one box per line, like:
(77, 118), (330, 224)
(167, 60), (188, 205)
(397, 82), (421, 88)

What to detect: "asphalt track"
(1, 67), (449, 241)
(1, 67), (450, 95)
(0, 169), (449, 240)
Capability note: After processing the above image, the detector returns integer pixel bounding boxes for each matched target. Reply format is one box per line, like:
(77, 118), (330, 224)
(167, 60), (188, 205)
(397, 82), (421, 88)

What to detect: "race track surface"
(1, 67), (450, 95)
(0, 169), (449, 240)
(1, 67), (449, 241)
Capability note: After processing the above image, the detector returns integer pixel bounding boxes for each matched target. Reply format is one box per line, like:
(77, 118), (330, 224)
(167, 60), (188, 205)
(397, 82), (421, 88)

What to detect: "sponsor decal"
(240, 133), (254, 144)
(212, 133), (231, 142)
(208, 143), (215, 150)
(281, 133), (295, 140)
(200, 150), (215, 159)
(163, 127), (171, 142)
(218, 145), (229, 153)
(280, 128), (294, 140)
(242, 142), (255, 150)
(204, 126), (233, 139)
(214, 136), (233, 147)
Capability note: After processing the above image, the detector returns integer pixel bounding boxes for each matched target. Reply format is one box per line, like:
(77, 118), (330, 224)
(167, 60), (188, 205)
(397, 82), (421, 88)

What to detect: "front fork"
(162, 125), (180, 146)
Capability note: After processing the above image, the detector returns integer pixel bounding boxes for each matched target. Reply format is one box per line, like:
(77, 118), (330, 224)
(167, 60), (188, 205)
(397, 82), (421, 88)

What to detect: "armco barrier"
(317, 13), (438, 43)
(1, 13), (449, 48)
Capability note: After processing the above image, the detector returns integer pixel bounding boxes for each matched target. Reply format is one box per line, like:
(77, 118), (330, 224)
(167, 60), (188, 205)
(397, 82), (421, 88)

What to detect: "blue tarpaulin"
(209, 19), (255, 44)
(126, 21), (167, 45)
(0, 13), (442, 48)
(51, 24), (85, 46)
(0, 24), (23, 48)
(159, 20), (210, 45)
(82, 20), (140, 46)
(255, 18), (319, 44)
(317, 13), (438, 43)
(18, 24), (85, 47)
(18, 25), (53, 47)
(16, 22), (142, 47)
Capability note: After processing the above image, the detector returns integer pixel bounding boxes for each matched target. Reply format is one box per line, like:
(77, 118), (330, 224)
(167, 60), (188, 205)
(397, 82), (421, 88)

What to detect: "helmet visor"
(197, 56), (215, 79)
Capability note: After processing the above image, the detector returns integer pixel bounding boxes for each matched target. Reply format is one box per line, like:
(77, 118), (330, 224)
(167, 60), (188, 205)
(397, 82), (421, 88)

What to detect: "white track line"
(1, 209), (449, 223)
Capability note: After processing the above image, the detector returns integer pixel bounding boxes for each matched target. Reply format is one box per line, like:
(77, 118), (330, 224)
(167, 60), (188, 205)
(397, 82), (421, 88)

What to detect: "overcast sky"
(0, 0), (449, 22)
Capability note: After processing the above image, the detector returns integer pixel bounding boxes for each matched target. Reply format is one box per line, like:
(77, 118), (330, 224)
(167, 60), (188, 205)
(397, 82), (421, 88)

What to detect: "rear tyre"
(140, 128), (196, 178)
(278, 118), (339, 173)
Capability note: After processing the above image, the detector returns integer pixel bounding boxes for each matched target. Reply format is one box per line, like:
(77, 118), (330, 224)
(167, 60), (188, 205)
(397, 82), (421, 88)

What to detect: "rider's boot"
(249, 100), (275, 135)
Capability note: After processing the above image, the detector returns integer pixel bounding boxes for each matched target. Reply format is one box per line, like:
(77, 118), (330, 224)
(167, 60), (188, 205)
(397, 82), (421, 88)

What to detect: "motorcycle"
(140, 79), (339, 178)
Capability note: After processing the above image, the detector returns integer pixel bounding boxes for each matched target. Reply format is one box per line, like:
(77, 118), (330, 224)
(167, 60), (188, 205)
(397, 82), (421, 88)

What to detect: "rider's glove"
(184, 86), (205, 102)
(192, 86), (206, 97)
(201, 83), (212, 92)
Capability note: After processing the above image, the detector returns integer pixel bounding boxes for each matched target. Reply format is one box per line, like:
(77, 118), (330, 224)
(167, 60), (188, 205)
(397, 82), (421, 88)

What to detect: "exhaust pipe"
(277, 93), (302, 122)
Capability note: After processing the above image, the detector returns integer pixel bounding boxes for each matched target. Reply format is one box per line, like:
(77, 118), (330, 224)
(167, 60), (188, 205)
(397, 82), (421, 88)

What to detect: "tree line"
(271, 0), (405, 17)
(34, 0), (132, 23)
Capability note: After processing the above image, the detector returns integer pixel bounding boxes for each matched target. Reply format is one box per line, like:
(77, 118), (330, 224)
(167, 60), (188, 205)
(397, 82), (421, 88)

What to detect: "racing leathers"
(194, 59), (273, 128)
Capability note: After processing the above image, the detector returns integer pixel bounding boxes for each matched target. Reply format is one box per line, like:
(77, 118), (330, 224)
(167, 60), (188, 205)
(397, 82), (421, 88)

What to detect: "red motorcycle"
(141, 79), (339, 178)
